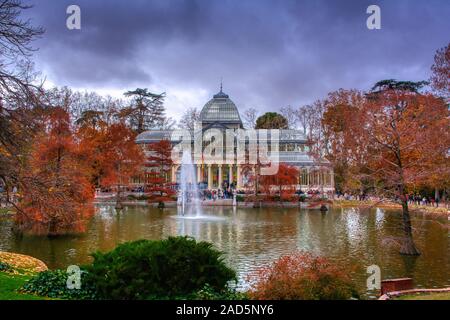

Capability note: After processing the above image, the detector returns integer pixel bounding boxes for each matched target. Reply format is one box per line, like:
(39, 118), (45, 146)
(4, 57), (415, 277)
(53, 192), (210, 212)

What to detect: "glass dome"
(199, 89), (243, 126)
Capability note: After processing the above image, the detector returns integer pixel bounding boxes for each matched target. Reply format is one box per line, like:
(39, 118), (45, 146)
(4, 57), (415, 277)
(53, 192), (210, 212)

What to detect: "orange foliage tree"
(321, 80), (449, 255)
(145, 140), (175, 207)
(76, 111), (110, 188)
(321, 89), (368, 194)
(361, 81), (449, 255)
(16, 107), (94, 235)
(259, 163), (299, 201)
(247, 252), (358, 300)
(82, 122), (143, 209)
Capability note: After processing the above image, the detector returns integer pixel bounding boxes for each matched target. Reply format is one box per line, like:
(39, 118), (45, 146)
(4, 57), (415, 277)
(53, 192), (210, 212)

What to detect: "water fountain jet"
(178, 150), (203, 217)
(175, 150), (226, 221)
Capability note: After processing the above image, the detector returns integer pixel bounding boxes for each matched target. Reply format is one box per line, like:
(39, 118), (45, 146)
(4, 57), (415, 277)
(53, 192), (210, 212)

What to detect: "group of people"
(201, 188), (235, 201)
(407, 194), (442, 207)
(334, 191), (446, 208)
(305, 189), (322, 196)
(335, 192), (368, 201)
(177, 183), (238, 203)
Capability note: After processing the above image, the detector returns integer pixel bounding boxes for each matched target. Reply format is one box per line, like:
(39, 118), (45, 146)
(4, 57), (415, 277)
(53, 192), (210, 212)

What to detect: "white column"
(331, 170), (335, 189)
(171, 166), (176, 183)
(218, 165), (222, 189)
(197, 165), (201, 183)
(207, 165), (212, 189)
(236, 165), (241, 189)
(229, 165), (233, 184)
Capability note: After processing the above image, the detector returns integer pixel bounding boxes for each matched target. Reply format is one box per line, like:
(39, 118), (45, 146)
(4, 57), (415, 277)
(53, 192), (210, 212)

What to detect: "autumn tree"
(79, 122), (143, 209)
(255, 112), (289, 129)
(76, 111), (109, 188)
(145, 139), (175, 208)
(320, 89), (368, 194)
(319, 80), (449, 255)
(16, 107), (94, 235)
(359, 80), (448, 255)
(259, 163), (299, 202)
(118, 88), (166, 133)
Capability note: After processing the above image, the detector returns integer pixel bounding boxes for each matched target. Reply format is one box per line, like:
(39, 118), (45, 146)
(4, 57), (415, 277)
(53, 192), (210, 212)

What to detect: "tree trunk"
(399, 200), (420, 256)
(115, 185), (123, 210)
(48, 218), (58, 237)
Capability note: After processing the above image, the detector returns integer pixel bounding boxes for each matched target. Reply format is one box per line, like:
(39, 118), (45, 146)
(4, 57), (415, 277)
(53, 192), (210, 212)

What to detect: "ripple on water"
(0, 205), (448, 299)
(170, 215), (227, 221)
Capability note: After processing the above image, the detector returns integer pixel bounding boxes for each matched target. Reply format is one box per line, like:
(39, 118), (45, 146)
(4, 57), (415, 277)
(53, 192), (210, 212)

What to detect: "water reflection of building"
(136, 87), (334, 191)
(170, 207), (300, 276)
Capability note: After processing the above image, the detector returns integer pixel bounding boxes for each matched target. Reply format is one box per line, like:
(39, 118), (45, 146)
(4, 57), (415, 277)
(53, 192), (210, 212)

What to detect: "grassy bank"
(0, 272), (44, 300)
(396, 292), (450, 300)
(0, 251), (50, 300)
(332, 200), (449, 217)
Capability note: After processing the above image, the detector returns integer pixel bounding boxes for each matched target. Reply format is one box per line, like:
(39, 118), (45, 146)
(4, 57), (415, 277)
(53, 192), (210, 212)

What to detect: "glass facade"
(134, 88), (334, 190)
(199, 90), (242, 124)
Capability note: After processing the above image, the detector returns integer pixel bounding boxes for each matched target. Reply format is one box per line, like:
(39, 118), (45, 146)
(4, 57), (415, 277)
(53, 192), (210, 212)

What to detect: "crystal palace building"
(135, 88), (334, 192)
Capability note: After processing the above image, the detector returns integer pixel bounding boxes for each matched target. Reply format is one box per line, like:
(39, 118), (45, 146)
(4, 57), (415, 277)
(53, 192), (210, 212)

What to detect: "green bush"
(21, 269), (98, 299)
(87, 236), (236, 299)
(236, 195), (245, 202)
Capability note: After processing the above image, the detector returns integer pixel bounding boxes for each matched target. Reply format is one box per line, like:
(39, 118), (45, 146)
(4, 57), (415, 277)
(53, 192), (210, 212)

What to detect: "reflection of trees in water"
(0, 205), (448, 292)
(401, 255), (419, 278)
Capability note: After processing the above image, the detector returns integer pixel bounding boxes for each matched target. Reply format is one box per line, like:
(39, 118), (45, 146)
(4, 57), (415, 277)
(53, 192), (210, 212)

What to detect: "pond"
(0, 205), (449, 299)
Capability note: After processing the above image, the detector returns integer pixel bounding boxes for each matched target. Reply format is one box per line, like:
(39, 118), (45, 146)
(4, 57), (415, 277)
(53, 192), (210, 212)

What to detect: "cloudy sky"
(24, 0), (450, 120)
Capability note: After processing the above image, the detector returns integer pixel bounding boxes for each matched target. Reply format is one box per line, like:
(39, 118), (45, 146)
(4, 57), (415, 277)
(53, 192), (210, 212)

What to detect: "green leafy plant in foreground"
(0, 273), (44, 300)
(0, 261), (14, 273)
(87, 236), (237, 299)
(20, 269), (98, 299)
(19, 236), (238, 300)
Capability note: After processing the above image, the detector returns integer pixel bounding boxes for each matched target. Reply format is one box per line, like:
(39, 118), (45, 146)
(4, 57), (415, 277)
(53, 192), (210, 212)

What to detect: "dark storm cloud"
(24, 0), (450, 116)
